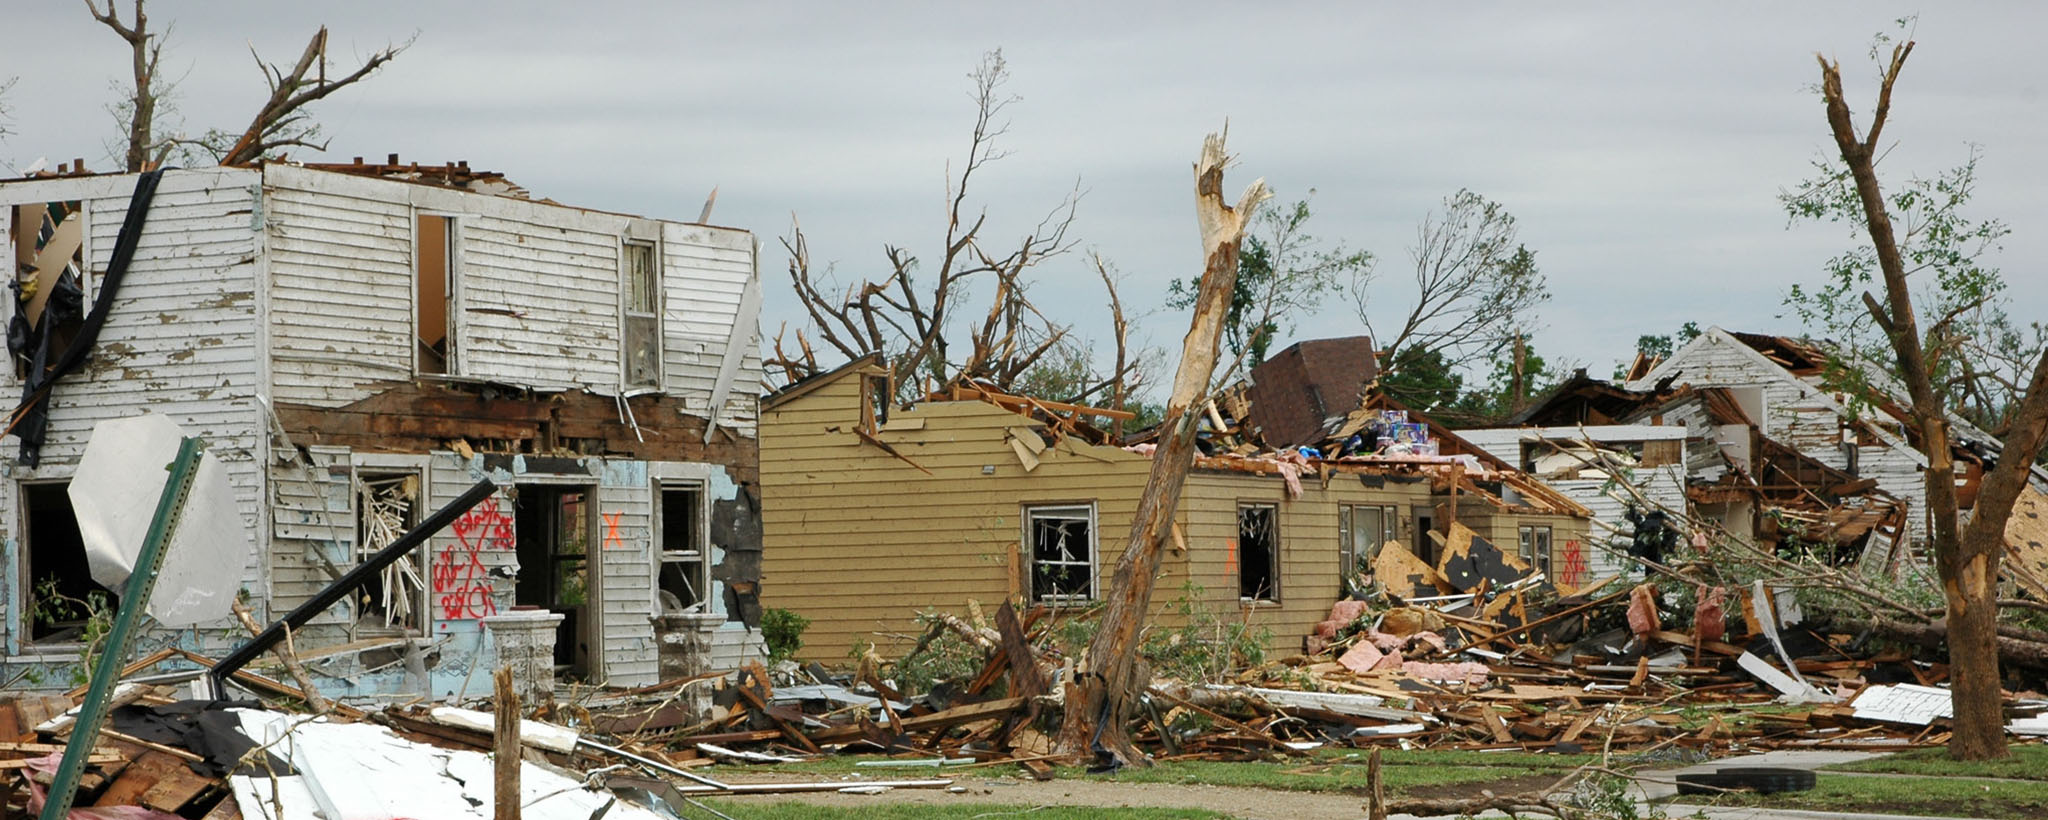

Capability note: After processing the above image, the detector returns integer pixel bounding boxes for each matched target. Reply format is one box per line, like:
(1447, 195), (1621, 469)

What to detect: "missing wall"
(10, 201), (88, 381)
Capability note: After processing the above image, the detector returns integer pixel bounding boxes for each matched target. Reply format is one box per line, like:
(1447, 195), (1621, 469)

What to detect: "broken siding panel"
(264, 181), (413, 406)
(596, 476), (657, 686)
(456, 213), (622, 391)
(661, 224), (758, 435)
(0, 170), (267, 648)
(266, 449), (357, 632)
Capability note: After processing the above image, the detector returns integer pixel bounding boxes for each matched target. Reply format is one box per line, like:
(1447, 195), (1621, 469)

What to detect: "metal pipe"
(209, 478), (499, 695)
(575, 737), (730, 790)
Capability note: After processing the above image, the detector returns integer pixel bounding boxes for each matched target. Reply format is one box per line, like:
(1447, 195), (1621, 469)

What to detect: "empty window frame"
(11, 201), (89, 381)
(657, 483), (710, 613)
(1237, 502), (1279, 603)
(1026, 504), (1095, 605)
(622, 240), (661, 389)
(1338, 504), (1399, 577)
(354, 473), (424, 633)
(415, 214), (456, 374)
(1519, 524), (1553, 577)
(21, 481), (119, 646)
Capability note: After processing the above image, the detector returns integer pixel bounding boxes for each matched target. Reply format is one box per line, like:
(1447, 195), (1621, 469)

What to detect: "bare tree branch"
(218, 26), (408, 166)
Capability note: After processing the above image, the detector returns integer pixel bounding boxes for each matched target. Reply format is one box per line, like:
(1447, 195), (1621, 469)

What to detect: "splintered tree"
(1055, 129), (1268, 769)
(765, 50), (1131, 400)
(86, 0), (406, 168)
(1801, 38), (2048, 759)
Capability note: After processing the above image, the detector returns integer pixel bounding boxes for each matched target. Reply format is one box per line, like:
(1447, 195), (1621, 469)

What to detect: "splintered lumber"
(1466, 585), (1630, 647)
(808, 697), (1028, 744)
(1057, 129), (1269, 766)
(493, 667), (520, 820)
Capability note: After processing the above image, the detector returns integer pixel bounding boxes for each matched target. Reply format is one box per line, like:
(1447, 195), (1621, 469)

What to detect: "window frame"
(1338, 503), (1400, 577)
(1236, 501), (1281, 604)
(1518, 524), (1554, 578)
(412, 211), (461, 376)
(1023, 503), (1098, 606)
(350, 468), (427, 636)
(655, 480), (711, 614)
(620, 238), (663, 390)
(14, 478), (117, 657)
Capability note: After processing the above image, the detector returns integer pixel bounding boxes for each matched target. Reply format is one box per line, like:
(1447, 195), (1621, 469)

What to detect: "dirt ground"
(718, 773), (1372, 820)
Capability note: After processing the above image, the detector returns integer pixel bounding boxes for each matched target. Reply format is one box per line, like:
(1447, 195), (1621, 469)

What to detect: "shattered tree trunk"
(1817, 42), (2048, 758)
(1055, 131), (1268, 767)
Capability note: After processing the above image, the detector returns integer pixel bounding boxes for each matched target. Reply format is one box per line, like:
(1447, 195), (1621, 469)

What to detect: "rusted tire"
(1674, 766), (1817, 795)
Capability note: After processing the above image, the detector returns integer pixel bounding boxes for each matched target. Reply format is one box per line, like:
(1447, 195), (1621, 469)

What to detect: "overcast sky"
(5, 2), (2044, 391)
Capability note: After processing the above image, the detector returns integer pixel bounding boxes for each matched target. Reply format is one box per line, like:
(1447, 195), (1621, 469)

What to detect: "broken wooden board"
(2006, 485), (2048, 600)
(1374, 540), (1450, 600)
(1432, 522), (1529, 593)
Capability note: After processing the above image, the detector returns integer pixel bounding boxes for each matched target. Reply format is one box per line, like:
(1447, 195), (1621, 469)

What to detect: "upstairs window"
(10, 201), (88, 381)
(1026, 504), (1095, 605)
(622, 241), (660, 389)
(415, 214), (457, 374)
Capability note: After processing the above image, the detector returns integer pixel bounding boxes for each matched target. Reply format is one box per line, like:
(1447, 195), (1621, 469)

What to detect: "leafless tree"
(766, 50), (1092, 399)
(86, 0), (406, 168)
(1812, 39), (2048, 760)
(85, 0), (173, 171)
(1358, 189), (1548, 374)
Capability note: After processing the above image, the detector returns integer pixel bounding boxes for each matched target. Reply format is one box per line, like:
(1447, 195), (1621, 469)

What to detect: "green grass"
(725, 747), (1597, 797)
(700, 802), (1231, 819)
(1825, 743), (2048, 781)
(1048, 748), (1596, 796)
(1686, 773), (2048, 819)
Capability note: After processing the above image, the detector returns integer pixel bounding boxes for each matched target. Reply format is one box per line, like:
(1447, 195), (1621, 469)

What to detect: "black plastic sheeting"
(11, 168), (166, 466)
(108, 699), (293, 777)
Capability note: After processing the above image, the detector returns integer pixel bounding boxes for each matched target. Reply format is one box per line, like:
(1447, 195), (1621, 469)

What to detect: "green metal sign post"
(38, 436), (204, 820)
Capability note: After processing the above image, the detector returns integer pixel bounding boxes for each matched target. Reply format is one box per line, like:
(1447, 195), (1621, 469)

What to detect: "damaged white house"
(1, 159), (766, 696)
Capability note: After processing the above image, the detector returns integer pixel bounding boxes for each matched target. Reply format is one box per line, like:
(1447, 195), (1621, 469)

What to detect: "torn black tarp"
(9, 168), (164, 466)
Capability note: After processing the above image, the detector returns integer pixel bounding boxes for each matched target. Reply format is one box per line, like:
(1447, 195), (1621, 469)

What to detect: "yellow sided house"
(758, 355), (1592, 661)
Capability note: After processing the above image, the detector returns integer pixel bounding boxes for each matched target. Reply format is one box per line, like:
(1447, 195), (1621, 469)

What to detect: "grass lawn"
(1682, 773), (2048, 820)
(1825, 742), (2048, 781)
(726, 747), (1598, 797)
(700, 801), (1231, 819)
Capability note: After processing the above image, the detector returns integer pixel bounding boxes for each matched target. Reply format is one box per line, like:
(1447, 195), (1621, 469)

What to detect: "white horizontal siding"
(0, 168), (266, 654)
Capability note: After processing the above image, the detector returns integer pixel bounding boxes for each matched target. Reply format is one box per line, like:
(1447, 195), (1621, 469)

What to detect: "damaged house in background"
(1459, 326), (2048, 580)
(1, 159), (766, 696)
(758, 338), (1591, 661)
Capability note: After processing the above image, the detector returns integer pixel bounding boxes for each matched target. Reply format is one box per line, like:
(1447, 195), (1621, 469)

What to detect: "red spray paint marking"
(434, 496), (515, 623)
(1559, 539), (1587, 588)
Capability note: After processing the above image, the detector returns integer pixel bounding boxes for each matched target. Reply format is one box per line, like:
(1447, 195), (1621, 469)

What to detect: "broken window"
(1237, 503), (1279, 603)
(1026, 504), (1095, 605)
(657, 483), (709, 613)
(21, 481), (119, 646)
(415, 214), (456, 374)
(859, 371), (890, 434)
(1519, 524), (1553, 578)
(10, 202), (89, 381)
(1339, 504), (1399, 577)
(353, 473), (423, 633)
(622, 240), (660, 388)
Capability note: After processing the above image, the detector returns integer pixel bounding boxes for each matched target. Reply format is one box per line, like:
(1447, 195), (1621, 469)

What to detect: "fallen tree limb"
(1850, 617), (2048, 670)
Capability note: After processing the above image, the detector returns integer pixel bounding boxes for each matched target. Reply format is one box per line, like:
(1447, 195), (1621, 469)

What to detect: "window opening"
(415, 214), (455, 374)
(657, 484), (709, 613)
(1237, 503), (1279, 602)
(623, 241), (660, 388)
(515, 486), (592, 677)
(1026, 505), (1094, 604)
(11, 201), (89, 381)
(23, 481), (118, 645)
(1519, 525), (1554, 578)
(354, 473), (423, 633)
(1339, 504), (1399, 578)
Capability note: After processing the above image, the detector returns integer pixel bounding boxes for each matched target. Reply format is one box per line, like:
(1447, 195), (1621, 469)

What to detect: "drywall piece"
(427, 706), (579, 753)
(70, 413), (251, 626)
(1735, 652), (1827, 703)
(1851, 683), (1955, 726)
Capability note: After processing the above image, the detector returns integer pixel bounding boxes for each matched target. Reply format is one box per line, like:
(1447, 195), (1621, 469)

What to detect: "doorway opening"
(514, 486), (593, 679)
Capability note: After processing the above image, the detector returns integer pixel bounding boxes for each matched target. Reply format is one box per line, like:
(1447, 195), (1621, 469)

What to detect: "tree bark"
(1054, 131), (1268, 768)
(1851, 617), (2048, 670)
(1815, 43), (2009, 759)
(493, 665), (521, 820)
